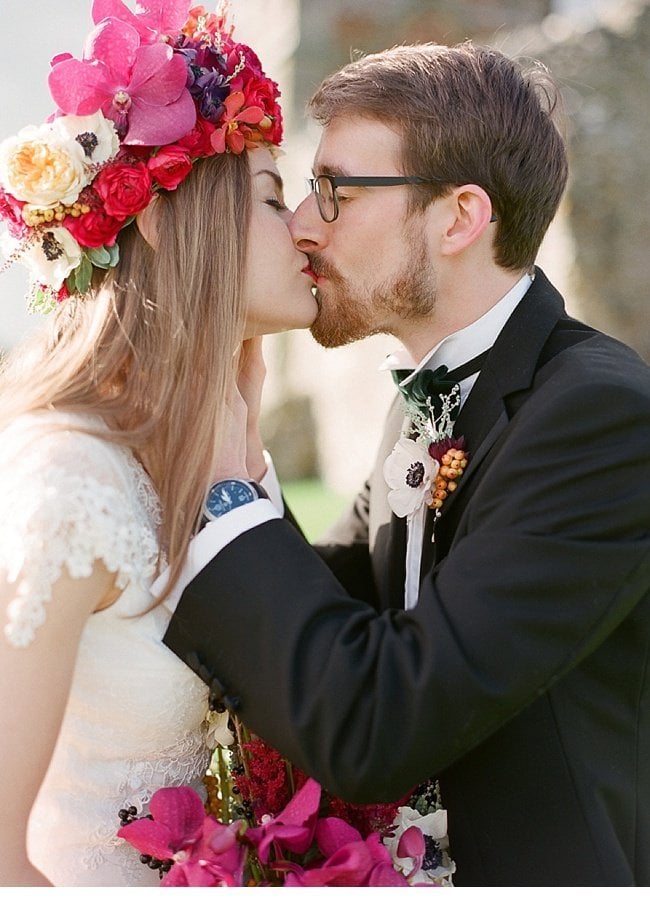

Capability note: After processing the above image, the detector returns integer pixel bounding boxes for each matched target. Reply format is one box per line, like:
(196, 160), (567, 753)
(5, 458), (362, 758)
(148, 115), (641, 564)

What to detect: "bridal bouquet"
(117, 719), (455, 887)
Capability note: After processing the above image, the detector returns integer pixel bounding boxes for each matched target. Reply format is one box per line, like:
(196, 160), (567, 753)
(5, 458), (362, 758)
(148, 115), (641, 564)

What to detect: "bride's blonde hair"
(0, 151), (251, 601)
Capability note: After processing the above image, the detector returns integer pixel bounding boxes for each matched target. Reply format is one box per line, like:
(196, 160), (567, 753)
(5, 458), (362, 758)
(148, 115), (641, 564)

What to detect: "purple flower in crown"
(181, 48), (227, 118)
(48, 17), (196, 146)
(191, 71), (230, 123)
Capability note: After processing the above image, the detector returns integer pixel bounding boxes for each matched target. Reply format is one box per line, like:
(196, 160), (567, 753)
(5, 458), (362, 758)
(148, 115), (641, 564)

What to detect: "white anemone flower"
(1, 226), (82, 290)
(383, 437), (439, 517)
(54, 111), (120, 167)
(384, 806), (456, 885)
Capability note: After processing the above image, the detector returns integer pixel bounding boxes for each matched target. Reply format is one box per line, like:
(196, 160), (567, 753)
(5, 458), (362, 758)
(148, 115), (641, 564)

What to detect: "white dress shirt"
(154, 273), (533, 612)
(381, 272), (533, 609)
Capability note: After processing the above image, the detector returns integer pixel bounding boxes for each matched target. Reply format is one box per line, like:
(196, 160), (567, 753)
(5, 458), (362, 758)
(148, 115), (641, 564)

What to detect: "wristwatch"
(203, 478), (268, 521)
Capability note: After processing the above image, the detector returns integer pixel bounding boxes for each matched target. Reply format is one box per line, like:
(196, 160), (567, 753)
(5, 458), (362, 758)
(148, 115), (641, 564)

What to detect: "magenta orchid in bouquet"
(0, 0), (282, 312)
(117, 728), (455, 886)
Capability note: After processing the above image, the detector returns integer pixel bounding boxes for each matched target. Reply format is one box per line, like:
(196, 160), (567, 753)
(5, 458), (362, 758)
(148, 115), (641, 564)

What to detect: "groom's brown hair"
(309, 42), (568, 272)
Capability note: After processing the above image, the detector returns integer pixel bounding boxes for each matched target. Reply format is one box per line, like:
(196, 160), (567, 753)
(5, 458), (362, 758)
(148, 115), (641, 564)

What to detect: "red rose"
(241, 76), (283, 145)
(147, 147), (193, 190)
(175, 115), (217, 158)
(94, 162), (153, 218)
(65, 208), (124, 248)
(116, 145), (153, 162)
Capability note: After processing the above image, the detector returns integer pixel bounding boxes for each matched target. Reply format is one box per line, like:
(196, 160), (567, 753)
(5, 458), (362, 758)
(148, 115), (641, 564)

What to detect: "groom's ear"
(136, 195), (161, 250)
(438, 184), (495, 257)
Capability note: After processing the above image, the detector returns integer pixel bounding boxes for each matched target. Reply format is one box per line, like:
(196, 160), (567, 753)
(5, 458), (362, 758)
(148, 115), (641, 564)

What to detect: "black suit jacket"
(164, 270), (650, 885)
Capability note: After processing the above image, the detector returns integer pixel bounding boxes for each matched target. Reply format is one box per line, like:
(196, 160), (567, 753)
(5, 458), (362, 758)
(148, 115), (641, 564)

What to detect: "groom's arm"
(163, 370), (650, 804)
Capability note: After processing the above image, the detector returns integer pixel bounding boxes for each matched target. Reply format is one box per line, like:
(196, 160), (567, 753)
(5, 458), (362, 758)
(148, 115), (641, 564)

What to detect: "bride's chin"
(244, 299), (319, 338)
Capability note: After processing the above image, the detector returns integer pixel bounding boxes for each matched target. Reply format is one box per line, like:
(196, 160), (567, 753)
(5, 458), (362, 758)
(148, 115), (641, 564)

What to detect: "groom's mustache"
(308, 254), (341, 282)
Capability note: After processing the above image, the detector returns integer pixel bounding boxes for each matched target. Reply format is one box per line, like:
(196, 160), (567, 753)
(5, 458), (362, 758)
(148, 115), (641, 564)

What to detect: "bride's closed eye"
(264, 198), (288, 212)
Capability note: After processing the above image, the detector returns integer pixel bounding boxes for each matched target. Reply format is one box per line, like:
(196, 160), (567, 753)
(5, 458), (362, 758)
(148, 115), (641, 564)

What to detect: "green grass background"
(282, 478), (350, 542)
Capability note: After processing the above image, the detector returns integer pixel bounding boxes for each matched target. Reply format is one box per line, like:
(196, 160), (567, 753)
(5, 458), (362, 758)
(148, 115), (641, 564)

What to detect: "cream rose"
(0, 123), (90, 208)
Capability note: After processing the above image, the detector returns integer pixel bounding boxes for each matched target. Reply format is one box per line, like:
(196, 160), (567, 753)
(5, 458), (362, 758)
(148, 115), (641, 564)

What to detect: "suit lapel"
(419, 268), (566, 571)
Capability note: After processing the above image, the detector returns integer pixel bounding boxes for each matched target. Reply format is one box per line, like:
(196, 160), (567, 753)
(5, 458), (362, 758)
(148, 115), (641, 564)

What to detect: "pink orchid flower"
(210, 91), (265, 155)
(117, 786), (245, 887)
(91, 0), (191, 43)
(283, 816), (408, 886)
(163, 818), (246, 887)
(245, 777), (321, 865)
(48, 17), (195, 146)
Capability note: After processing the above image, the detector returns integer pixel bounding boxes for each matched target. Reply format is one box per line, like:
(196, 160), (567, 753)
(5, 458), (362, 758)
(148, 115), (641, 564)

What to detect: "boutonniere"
(383, 382), (468, 519)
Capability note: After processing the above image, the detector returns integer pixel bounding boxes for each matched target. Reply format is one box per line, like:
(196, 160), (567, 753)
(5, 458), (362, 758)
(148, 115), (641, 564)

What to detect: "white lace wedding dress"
(0, 411), (212, 886)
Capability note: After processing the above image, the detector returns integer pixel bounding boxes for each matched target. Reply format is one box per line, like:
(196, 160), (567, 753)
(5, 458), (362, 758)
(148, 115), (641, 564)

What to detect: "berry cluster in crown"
(0, 1), (283, 311)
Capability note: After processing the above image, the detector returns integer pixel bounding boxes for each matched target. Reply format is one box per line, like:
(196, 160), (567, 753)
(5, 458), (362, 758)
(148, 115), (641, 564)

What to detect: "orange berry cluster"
(22, 200), (91, 227)
(429, 448), (468, 510)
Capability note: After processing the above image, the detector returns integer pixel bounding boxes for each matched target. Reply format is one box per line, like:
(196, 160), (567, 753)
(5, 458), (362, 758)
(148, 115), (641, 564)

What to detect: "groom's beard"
(309, 240), (437, 349)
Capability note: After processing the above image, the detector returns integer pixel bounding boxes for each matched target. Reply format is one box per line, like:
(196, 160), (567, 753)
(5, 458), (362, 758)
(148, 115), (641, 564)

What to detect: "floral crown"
(0, 0), (283, 312)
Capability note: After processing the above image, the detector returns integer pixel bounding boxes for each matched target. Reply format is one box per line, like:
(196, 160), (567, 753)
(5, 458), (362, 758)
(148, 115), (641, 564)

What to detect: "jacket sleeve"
(313, 478), (379, 607)
(164, 372), (650, 803)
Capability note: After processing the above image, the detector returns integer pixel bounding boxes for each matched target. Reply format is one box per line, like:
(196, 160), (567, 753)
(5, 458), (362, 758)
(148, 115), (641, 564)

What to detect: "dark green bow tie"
(391, 349), (489, 419)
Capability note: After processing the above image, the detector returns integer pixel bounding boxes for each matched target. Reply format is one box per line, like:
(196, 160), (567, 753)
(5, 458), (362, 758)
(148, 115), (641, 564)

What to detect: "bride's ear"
(136, 195), (161, 250)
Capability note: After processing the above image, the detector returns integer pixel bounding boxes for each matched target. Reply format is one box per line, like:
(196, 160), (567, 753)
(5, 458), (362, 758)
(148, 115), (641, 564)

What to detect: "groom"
(164, 43), (650, 885)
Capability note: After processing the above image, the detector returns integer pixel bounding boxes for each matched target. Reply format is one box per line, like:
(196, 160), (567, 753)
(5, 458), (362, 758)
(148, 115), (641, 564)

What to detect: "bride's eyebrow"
(254, 169), (284, 191)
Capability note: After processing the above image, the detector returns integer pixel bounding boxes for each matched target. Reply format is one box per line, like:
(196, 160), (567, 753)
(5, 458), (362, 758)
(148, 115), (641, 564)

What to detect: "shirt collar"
(380, 272), (533, 380)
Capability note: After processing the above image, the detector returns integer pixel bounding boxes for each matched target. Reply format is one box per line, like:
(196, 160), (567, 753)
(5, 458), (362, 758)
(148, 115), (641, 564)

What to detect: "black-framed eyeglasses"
(305, 173), (497, 224)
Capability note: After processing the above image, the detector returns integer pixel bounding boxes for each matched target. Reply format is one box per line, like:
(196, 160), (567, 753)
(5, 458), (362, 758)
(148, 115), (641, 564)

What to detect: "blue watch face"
(204, 479), (257, 518)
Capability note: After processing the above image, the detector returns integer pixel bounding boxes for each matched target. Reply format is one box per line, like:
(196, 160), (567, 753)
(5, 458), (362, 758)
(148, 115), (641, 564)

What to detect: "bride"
(0, 1), (316, 886)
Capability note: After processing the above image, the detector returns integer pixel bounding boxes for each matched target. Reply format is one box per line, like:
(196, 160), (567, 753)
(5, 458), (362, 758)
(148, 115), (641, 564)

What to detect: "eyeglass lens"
(314, 176), (336, 222)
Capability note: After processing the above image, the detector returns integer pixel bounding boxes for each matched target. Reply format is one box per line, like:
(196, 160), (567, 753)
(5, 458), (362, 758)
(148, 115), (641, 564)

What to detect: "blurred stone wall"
(530, 1), (650, 361)
(294, 0), (552, 115)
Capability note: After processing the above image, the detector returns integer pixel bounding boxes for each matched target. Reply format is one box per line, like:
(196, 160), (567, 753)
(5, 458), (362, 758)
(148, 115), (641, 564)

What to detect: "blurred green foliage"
(282, 478), (350, 542)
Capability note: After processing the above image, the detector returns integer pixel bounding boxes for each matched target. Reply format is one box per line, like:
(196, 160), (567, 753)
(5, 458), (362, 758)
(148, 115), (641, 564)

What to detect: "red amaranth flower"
(233, 737), (292, 819)
(326, 794), (408, 840)
(428, 435), (466, 462)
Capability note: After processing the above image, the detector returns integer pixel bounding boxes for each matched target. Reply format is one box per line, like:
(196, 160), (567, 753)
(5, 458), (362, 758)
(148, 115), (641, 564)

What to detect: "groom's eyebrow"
(313, 164), (351, 178)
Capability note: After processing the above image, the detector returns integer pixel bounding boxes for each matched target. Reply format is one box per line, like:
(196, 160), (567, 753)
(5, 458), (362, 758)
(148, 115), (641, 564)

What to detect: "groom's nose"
(289, 192), (329, 254)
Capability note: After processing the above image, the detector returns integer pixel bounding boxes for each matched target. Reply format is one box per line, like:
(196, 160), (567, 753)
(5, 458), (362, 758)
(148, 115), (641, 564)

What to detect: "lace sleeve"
(0, 419), (160, 649)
